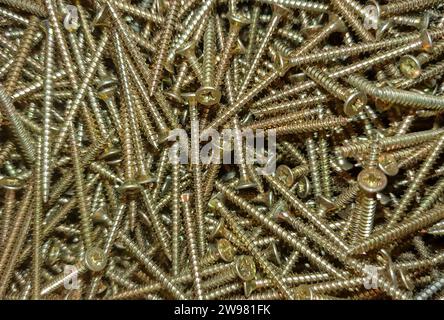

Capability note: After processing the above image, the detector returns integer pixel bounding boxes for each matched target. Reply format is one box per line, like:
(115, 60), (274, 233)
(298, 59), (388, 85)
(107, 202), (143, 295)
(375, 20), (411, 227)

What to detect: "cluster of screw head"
(0, 0), (443, 301)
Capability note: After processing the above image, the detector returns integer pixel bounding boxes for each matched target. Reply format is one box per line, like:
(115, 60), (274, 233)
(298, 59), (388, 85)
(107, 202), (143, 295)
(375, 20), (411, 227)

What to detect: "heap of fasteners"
(0, 0), (444, 300)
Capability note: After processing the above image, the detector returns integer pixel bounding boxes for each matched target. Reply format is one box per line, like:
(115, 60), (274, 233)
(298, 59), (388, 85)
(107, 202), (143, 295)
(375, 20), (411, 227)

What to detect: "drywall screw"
(245, 5), (261, 65)
(275, 163), (310, 188)
(248, 106), (323, 128)
(165, 0), (216, 68)
(244, 272), (330, 297)
(377, 0), (441, 18)
(69, 126), (93, 251)
(196, 16), (221, 106)
(177, 41), (203, 84)
(415, 276), (444, 300)
(40, 22), (55, 204)
(165, 61), (188, 103)
(140, 189), (172, 261)
(0, 177), (24, 248)
(348, 205), (444, 255)
(399, 40), (444, 79)
(148, 0), (179, 96)
(232, 116), (258, 190)
(200, 238), (236, 267)
(52, 31), (109, 156)
(181, 192), (204, 299)
(0, 0), (47, 17)
(257, 0), (328, 13)
(214, 11), (249, 88)
(188, 96), (206, 257)
(303, 65), (367, 116)
(306, 136), (322, 199)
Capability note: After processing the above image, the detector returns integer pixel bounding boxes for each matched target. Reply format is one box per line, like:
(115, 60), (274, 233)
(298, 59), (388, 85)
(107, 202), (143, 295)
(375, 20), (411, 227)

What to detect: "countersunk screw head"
(96, 77), (118, 100)
(118, 180), (142, 195)
(357, 168), (388, 193)
(196, 86), (221, 106)
(216, 238), (235, 262)
(420, 30), (433, 53)
(180, 191), (193, 203)
(328, 13), (347, 33)
(99, 147), (122, 165)
(0, 176), (24, 190)
(243, 280), (256, 297)
(378, 153), (399, 176)
(235, 255), (256, 281)
(399, 55), (422, 79)
(84, 247), (107, 272)
(296, 176), (311, 198)
(92, 5), (111, 28)
(236, 176), (258, 190)
(276, 165), (294, 188)
(294, 284), (313, 299)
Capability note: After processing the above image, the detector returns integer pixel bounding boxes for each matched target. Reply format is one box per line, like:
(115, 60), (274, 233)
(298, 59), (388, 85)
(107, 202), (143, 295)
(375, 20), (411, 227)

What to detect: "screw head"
(420, 12), (431, 30)
(399, 55), (422, 79)
(180, 192), (192, 203)
(317, 195), (335, 211)
(421, 30), (433, 52)
(176, 41), (196, 58)
(235, 255), (256, 281)
(99, 147), (122, 165)
(209, 218), (225, 238)
(378, 153), (399, 176)
(227, 12), (249, 31)
(165, 90), (183, 103)
(294, 284), (313, 299)
(357, 168), (388, 193)
(276, 165), (294, 188)
(118, 180), (142, 195)
(97, 77), (118, 101)
(343, 92), (367, 117)
(84, 247), (107, 272)
(236, 176), (258, 190)
(243, 280), (256, 297)
(216, 238), (235, 262)
(0, 177), (24, 190)
(296, 176), (311, 198)
(271, 4), (293, 19)
(92, 5), (111, 28)
(196, 86), (221, 106)
(329, 13), (347, 33)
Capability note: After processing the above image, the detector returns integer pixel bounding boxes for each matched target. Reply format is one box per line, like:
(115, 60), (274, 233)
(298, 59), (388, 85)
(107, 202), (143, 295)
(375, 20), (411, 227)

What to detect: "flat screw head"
(421, 30), (433, 52)
(276, 165), (294, 188)
(399, 55), (422, 79)
(235, 255), (256, 281)
(118, 180), (142, 195)
(84, 247), (107, 272)
(243, 280), (256, 297)
(378, 153), (399, 176)
(343, 92), (367, 117)
(216, 238), (235, 262)
(236, 176), (258, 190)
(180, 192), (192, 203)
(294, 284), (313, 299)
(0, 177), (24, 190)
(196, 86), (221, 106)
(357, 168), (388, 193)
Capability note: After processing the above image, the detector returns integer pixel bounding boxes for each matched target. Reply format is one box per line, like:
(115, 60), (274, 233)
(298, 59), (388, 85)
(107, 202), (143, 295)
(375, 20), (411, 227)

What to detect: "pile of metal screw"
(0, 0), (444, 300)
